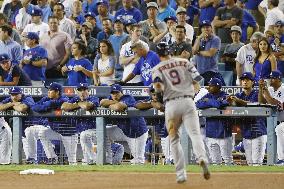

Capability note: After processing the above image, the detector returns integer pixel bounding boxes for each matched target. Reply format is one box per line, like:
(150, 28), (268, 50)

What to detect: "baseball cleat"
(176, 170), (187, 184)
(200, 160), (210, 180)
(26, 158), (37, 164)
(46, 158), (58, 165)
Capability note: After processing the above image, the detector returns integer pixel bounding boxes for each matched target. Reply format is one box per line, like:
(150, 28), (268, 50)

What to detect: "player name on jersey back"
(158, 60), (187, 72)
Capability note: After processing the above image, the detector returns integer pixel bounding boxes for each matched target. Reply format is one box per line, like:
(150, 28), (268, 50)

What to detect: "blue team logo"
(141, 62), (152, 81)
(246, 55), (254, 64)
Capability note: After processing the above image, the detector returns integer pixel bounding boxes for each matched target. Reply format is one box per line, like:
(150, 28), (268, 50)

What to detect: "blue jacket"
(32, 95), (68, 112)
(196, 91), (232, 138)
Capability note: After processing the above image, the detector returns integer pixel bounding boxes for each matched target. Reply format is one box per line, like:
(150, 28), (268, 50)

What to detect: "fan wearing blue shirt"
(227, 72), (267, 166)
(157, 0), (176, 22)
(61, 41), (93, 86)
(100, 84), (148, 165)
(82, 0), (98, 15)
(95, 0), (114, 30)
(114, 0), (143, 22)
(122, 41), (160, 86)
(21, 32), (48, 86)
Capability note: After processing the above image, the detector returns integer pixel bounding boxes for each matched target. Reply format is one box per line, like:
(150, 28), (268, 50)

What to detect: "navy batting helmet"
(156, 42), (170, 56)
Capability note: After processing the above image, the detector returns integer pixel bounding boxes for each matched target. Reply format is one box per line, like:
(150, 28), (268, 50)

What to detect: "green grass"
(0, 164), (284, 173)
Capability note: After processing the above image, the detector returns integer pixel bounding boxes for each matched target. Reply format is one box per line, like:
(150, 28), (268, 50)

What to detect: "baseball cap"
(199, 20), (211, 27)
(270, 70), (282, 79)
(275, 20), (284, 26)
(114, 16), (125, 24)
(96, 0), (109, 7)
(156, 42), (170, 56)
(240, 72), (254, 81)
(77, 83), (89, 90)
(82, 21), (93, 29)
(208, 78), (222, 88)
(31, 7), (43, 16)
(164, 16), (177, 23)
(176, 7), (186, 14)
(25, 32), (39, 41)
(147, 2), (158, 9)
(124, 18), (137, 26)
(110, 84), (122, 93)
(84, 12), (96, 19)
(230, 25), (242, 34)
(9, 87), (22, 95)
(0, 53), (10, 63)
(48, 82), (62, 92)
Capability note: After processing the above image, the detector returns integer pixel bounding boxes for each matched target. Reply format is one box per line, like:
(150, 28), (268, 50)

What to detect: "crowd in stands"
(0, 0), (284, 166)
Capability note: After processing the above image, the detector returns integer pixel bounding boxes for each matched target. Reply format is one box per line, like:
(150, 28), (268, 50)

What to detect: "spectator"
(96, 0), (114, 30)
(96, 18), (113, 42)
(176, 0), (200, 26)
(153, 16), (177, 46)
(62, 41), (93, 86)
(100, 84), (148, 165)
(236, 0), (259, 43)
(93, 39), (116, 86)
(3, 0), (22, 26)
(115, 0), (143, 23)
(157, 0), (176, 22)
(108, 17), (128, 80)
(176, 6), (194, 43)
(76, 21), (99, 62)
(120, 24), (148, 85)
(84, 12), (102, 39)
(227, 72), (267, 166)
(40, 16), (72, 79)
(122, 41), (160, 86)
(139, 2), (167, 50)
(235, 32), (264, 85)
(82, 0), (97, 15)
(69, 0), (85, 25)
(243, 0), (264, 28)
(53, 2), (76, 40)
(0, 24), (23, 64)
(22, 8), (49, 39)
(196, 78), (233, 165)
(258, 71), (284, 166)
(265, 0), (284, 31)
(199, 0), (223, 23)
(213, 0), (243, 44)
(192, 20), (225, 85)
(20, 32), (48, 86)
(0, 13), (22, 45)
(221, 26), (244, 85)
(123, 18), (137, 34)
(0, 53), (32, 86)
(170, 25), (192, 60)
(253, 37), (277, 83)
(272, 21), (284, 74)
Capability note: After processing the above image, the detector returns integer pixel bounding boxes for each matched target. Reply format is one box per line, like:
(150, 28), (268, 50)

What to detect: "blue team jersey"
(132, 51), (160, 86)
(186, 5), (200, 25)
(245, 0), (262, 10)
(82, 0), (98, 15)
(241, 10), (257, 42)
(115, 7), (143, 22)
(235, 90), (267, 139)
(109, 94), (148, 138)
(66, 58), (93, 86)
(196, 91), (231, 138)
(1, 95), (35, 110)
(22, 45), (48, 81)
(32, 95), (69, 113)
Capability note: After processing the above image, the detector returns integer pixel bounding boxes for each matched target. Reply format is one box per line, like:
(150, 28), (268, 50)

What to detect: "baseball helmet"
(156, 42), (170, 56)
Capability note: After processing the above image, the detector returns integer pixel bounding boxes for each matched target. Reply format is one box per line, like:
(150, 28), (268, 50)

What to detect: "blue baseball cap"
(49, 82), (62, 92)
(96, 0), (109, 7)
(84, 12), (96, 19)
(124, 18), (137, 26)
(77, 83), (89, 90)
(164, 16), (177, 23)
(114, 16), (125, 24)
(208, 78), (222, 87)
(240, 72), (254, 81)
(9, 87), (22, 94)
(0, 53), (10, 63)
(270, 70), (282, 79)
(25, 32), (39, 41)
(31, 7), (43, 16)
(200, 20), (211, 27)
(110, 84), (122, 93)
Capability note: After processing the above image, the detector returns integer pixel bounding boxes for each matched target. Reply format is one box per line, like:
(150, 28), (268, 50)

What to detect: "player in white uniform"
(152, 42), (210, 183)
(258, 71), (284, 165)
(0, 117), (11, 165)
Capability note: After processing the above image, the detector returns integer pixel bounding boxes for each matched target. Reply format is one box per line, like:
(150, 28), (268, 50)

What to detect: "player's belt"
(164, 95), (193, 103)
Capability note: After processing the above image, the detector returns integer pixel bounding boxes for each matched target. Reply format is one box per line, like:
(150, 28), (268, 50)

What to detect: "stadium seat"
(220, 71), (233, 86)
(218, 63), (225, 71)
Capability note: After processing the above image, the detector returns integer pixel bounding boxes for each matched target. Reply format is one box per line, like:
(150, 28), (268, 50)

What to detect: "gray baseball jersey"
(152, 57), (202, 101)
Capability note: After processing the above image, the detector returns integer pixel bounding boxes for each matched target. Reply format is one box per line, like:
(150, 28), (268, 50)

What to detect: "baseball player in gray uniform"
(152, 42), (210, 183)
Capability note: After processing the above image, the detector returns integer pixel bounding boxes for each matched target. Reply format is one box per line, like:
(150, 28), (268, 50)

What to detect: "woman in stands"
(253, 37), (277, 83)
(61, 41), (93, 86)
(93, 39), (116, 86)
